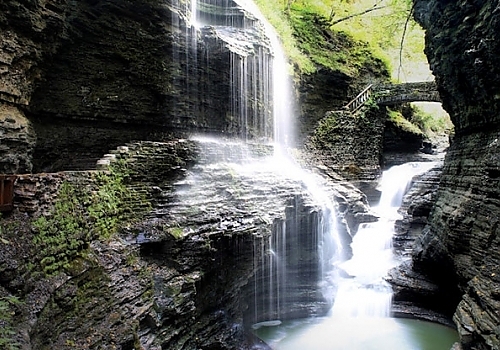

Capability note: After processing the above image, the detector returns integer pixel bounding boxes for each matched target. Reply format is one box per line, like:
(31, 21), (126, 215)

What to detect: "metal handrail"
(344, 84), (373, 113)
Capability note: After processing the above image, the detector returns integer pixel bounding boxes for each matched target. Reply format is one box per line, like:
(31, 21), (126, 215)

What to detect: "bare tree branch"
(330, 1), (387, 25)
(397, 3), (416, 81)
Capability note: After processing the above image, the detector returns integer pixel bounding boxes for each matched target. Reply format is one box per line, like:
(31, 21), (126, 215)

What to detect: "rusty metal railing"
(0, 175), (16, 212)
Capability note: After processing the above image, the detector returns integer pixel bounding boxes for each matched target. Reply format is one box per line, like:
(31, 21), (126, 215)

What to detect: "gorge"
(1, 0), (500, 350)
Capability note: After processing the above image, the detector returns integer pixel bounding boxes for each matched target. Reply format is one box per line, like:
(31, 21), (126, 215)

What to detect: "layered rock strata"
(1, 138), (372, 349)
(411, 1), (500, 348)
(0, 0), (275, 173)
(387, 163), (462, 323)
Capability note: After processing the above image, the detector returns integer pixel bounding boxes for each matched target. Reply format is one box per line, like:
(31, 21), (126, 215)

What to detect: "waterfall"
(185, 0), (343, 328)
(332, 162), (438, 319)
(240, 0), (343, 326)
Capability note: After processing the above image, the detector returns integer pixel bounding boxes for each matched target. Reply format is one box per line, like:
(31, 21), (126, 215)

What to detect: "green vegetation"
(33, 182), (90, 275)
(387, 108), (422, 135)
(313, 112), (340, 145)
(287, 8), (390, 77)
(408, 103), (454, 134)
(0, 296), (20, 350)
(32, 161), (150, 275)
(255, 0), (427, 82)
(88, 170), (134, 240)
(327, 0), (428, 82)
(253, 0), (454, 137)
(168, 226), (184, 240)
(253, 0), (314, 73)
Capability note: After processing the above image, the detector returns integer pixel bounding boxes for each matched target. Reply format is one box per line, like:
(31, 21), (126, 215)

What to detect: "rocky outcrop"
(387, 162), (462, 323)
(0, 138), (372, 349)
(382, 119), (424, 159)
(393, 163), (443, 255)
(305, 108), (386, 182)
(410, 1), (500, 348)
(0, 104), (36, 173)
(0, 0), (275, 173)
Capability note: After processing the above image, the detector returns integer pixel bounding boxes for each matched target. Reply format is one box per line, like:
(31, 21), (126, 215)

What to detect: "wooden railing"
(344, 84), (373, 113)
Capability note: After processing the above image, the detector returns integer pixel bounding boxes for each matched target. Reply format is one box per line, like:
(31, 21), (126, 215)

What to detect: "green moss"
(0, 296), (21, 350)
(288, 8), (390, 77)
(32, 161), (151, 276)
(32, 182), (90, 275)
(314, 112), (340, 144)
(88, 168), (136, 240)
(387, 108), (423, 135)
(167, 227), (184, 240)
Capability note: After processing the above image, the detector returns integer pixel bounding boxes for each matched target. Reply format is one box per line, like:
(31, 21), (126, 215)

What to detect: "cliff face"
(1, 139), (372, 349)
(0, 0), (275, 173)
(0, 0), (63, 173)
(413, 1), (500, 348)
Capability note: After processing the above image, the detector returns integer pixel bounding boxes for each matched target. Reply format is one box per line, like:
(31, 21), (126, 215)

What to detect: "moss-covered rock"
(291, 9), (391, 142)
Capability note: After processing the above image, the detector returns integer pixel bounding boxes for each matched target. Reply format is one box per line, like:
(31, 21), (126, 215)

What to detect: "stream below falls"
(253, 162), (460, 349)
(254, 317), (459, 350)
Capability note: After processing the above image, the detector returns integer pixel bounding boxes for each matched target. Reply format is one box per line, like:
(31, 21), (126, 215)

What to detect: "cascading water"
(242, 0), (295, 150)
(239, 0), (345, 327)
(332, 161), (439, 319)
(176, 0), (460, 348)
(254, 162), (462, 350)
(186, 0), (343, 327)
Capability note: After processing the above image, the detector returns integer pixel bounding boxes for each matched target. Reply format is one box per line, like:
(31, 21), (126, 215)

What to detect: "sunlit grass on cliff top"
(254, 0), (432, 82)
(253, 0), (316, 73)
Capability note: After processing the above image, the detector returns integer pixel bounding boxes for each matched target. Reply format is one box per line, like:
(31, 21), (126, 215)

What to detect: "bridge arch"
(342, 81), (442, 114)
(374, 81), (441, 105)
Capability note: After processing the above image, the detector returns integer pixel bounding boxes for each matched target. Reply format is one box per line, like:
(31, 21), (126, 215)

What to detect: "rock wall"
(305, 108), (386, 183)
(1, 140), (266, 349)
(412, 1), (500, 348)
(1, 138), (372, 349)
(0, 0), (63, 173)
(387, 163), (462, 324)
(0, 0), (274, 173)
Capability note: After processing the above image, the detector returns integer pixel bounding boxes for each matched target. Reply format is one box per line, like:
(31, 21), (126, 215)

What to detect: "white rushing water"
(238, 0), (295, 150)
(241, 0), (345, 325)
(187, 0), (342, 325)
(332, 161), (438, 319)
(254, 162), (446, 350)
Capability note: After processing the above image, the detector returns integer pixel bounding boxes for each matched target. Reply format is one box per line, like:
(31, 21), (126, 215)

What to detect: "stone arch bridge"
(345, 81), (441, 113)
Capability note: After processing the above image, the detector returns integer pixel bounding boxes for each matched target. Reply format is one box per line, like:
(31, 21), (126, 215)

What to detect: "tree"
(329, 0), (387, 25)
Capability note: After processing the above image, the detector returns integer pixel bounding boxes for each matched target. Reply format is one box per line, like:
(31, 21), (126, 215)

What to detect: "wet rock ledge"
(0, 138), (372, 349)
(411, 0), (500, 348)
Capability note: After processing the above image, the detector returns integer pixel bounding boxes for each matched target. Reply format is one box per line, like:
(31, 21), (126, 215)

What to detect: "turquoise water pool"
(254, 316), (459, 350)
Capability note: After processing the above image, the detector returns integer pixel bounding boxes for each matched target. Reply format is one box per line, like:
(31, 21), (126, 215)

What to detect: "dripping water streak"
(241, 0), (345, 325)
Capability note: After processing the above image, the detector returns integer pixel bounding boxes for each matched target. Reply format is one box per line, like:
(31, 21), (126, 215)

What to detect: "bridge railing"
(341, 81), (441, 113)
(344, 84), (373, 113)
